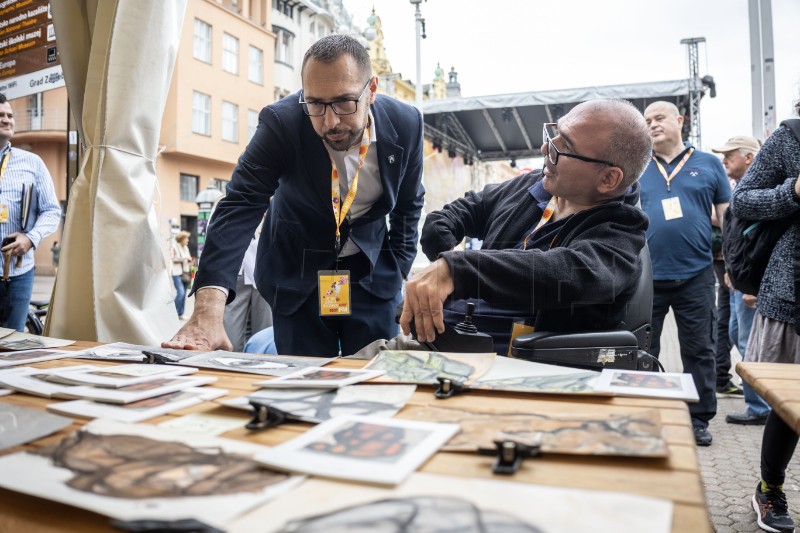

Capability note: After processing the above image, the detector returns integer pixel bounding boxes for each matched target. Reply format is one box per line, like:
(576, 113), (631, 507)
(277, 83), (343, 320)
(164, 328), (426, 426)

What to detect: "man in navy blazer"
(165, 35), (424, 357)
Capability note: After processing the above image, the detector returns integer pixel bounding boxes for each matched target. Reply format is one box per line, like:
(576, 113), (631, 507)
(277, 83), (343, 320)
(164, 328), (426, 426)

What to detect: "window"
(222, 101), (238, 142)
(310, 21), (315, 34)
(222, 32), (239, 74)
(247, 109), (259, 141)
(212, 178), (229, 193)
(273, 0), (293, 18)
(193, 19), (211, 63)
(180, 174), (199, 201)
(192, 91), (211, 135)
(28, 92), (43, 130)
(273, 27), (294, 65)
(248, 46), (263, 84)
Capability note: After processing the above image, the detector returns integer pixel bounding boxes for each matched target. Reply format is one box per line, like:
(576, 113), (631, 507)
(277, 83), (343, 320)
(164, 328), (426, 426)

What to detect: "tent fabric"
(47, 0), (187, 343)
(422, 79), (696, 161)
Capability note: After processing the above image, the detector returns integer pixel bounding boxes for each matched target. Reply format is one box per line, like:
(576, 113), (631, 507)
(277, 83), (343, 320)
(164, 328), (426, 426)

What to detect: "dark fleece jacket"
(421, 169), (649, 336)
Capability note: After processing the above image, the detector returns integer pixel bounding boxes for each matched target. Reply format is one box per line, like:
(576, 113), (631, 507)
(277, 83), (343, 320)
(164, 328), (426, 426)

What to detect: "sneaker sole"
(753, 494), (795, 533)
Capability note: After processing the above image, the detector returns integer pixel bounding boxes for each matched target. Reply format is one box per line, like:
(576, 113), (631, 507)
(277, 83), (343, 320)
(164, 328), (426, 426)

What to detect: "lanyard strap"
(0, 149), (10, 184)
(330, 124), (371, 251)
(653, 148), (694, 192)
(523, 195), (558, 250)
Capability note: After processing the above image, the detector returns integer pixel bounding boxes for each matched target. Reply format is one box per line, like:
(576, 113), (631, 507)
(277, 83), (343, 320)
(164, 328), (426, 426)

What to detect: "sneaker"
(752, 482), (796, 532)
(727, 411), (769, 425)
(717, 380), (744, 395)
(693, 426), (712, 446)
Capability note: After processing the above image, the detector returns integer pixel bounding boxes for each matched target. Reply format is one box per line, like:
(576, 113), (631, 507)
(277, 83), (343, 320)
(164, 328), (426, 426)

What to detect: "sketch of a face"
(277, 496), (543, 533)
(40, 431), (288, 499)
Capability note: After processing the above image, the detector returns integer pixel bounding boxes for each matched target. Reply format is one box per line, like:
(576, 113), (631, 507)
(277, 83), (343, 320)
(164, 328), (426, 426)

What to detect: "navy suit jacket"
(193, 92), (425, 315)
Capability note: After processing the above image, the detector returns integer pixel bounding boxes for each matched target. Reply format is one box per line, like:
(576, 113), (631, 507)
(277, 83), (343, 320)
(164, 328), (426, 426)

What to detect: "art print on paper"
(180, 352), (336, 377)
(470, 356), (602, 395)
(0, 407), (303, 530)
(255, 367), (384, 389)
(222, 385), (417, 423)
(275, 496), (543, 533)
(254, 416), (459, 485)
(364, 350), (495, 385)
(407, 405), (667, 457)
(0, 349), (72, 367)
(0, 332), (75, 351)
(593, 369), (699, 401)
(72, 343), (199, 363)
(0, 401), (72, 451)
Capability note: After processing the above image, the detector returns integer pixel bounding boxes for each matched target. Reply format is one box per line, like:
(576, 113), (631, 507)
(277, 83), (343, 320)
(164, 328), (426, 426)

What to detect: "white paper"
(0, 349), (74, 368)
(254, 415), (459, 485)
(253, 367), (384, 389)
(0, 333), (75, 351)
(59, 375), (218, 404)
(593, 369), (700, 401)
(46, 387), (228, 422)
(70, 342), (201, 363)
(51, 364), (197, 388)
(0, 419), (304, 529)
(0, 365), (99, 398)
(179, 352), (336, 377)
(231, 473), (672, 533)
(158, 412), (247, 436)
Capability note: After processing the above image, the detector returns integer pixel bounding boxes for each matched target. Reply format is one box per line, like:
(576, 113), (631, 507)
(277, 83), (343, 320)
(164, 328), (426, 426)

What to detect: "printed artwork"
(254, 367), (384, 389)
(231, 473), (673, 533)
(220, 384), (417, 423)
(0, 401), (73, 451)
(0, 332), (75, 351)
(471, 356), (603, 395)
(0, 419), (304, 528)
(72, 342), (199, 363)
(0, 366), (98, 398)
(52, 364), (197, 388)
(593, 370), (700, 401)
(47, 387), (228, 423)
(179, 352), (336, 377)
(364, 350), (495, 385)
(405, 405), (668, 457)
(61, 376), (218, 404)
(0, 349), (73, 368)
(254, 415), (459, 485)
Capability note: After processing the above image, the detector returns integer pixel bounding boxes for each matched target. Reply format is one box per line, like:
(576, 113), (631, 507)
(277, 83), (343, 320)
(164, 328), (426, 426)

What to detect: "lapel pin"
(387, 155), (396, 165)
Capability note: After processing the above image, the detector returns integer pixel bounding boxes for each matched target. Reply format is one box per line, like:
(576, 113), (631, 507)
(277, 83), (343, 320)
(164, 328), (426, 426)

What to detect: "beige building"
(11, 0), (277, 272)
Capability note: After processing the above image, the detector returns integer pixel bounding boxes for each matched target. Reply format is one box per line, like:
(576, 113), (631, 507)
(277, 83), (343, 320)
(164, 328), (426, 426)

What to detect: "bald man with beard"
(640, 101), (731, 447)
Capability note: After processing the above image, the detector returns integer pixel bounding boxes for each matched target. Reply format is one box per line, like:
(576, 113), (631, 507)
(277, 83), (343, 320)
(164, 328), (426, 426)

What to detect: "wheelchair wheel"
(25, 310), (44, 335)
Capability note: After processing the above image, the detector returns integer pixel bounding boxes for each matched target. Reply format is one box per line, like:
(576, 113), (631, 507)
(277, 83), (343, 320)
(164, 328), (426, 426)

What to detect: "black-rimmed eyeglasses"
(543, 123), (618, 167)
(299, 79), (371, 117)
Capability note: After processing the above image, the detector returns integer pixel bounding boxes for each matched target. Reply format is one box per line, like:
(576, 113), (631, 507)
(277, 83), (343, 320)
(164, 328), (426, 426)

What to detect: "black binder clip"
(111, 518), (224, 533)
(434, 376), (469, 399)
(141, 351), (178, 365)
(478, 440), (541, 475)
(246, 401), (291, 430)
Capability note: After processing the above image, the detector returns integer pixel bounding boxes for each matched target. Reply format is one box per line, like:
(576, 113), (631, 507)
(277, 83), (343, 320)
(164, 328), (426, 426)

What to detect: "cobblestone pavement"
(30, 275), (800, 532)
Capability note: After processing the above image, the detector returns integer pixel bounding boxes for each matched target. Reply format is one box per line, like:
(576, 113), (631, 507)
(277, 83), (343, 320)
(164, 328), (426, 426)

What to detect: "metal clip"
(434, 376), (469, 399)
(246, 401), (290, 430)
(477, 440), (541, 475)
(141, 350), (178, 365)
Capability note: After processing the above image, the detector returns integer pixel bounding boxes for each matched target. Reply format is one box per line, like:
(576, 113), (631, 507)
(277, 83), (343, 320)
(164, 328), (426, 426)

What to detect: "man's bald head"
(644, 100), (680, 118)
(575, 99), (653, 189)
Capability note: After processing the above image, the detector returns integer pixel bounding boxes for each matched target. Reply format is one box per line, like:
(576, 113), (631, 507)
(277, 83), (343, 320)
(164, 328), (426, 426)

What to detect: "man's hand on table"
(400, 258), (455, 343)
(162, 288), (233, 351)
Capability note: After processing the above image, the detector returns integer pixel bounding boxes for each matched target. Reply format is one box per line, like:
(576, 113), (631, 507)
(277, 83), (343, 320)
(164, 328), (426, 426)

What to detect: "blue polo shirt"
(639, 145), (730, 280)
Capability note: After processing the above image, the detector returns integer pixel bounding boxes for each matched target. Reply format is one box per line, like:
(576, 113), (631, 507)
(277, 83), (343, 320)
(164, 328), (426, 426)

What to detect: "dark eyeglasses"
(299, 79), (371, 117)
(543, 123), (618, 167)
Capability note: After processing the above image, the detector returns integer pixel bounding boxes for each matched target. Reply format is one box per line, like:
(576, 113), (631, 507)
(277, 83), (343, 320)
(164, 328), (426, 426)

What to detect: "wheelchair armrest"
(510, 330), (640, 371)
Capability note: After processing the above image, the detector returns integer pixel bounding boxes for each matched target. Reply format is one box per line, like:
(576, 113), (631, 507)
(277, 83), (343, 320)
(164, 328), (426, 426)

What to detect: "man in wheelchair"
(400, 99), (653, 358)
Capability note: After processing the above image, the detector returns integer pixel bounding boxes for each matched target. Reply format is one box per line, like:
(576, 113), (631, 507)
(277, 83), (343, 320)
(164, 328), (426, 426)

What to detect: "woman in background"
(170, 231), (192, 319)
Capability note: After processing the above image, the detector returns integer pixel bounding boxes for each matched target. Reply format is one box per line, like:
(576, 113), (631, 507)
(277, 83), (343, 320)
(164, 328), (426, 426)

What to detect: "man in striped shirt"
(0, 93), (61, 331)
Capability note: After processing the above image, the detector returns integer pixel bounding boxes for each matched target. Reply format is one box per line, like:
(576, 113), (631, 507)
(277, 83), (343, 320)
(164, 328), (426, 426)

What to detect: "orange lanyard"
(330, 124), (370, 251)
(523, 195), (558, 250)
(0, 149), (10, 184)
(653, 148), (694, 192)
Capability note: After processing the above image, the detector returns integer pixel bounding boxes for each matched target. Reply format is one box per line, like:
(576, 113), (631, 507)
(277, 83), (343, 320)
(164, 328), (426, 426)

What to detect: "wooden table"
(739, 361), (800, 432)
(0, 342), (712, 532)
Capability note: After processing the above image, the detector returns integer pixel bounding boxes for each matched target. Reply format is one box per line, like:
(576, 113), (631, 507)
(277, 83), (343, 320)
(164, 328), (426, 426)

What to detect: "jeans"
(244, 326), (278, 354)
(1, 268), (34, 332)
(730, 290), (771, 416)
(172, 275), (186, 316)
(651, 266), (717, 428)
(713, 259), (732, 385)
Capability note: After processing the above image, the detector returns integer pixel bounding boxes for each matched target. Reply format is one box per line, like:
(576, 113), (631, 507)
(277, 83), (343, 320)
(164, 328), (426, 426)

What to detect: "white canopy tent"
(46, 0), (187, 343)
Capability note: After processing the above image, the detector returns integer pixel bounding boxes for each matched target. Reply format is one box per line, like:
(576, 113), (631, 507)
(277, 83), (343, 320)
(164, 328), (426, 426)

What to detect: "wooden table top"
(0, 342), (712, 533)
(739, 361), (800, 433)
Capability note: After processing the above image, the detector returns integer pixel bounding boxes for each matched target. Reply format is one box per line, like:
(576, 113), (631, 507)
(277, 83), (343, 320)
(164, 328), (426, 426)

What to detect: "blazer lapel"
(300, 116), (333, 209)
(372, 101), (404, 211)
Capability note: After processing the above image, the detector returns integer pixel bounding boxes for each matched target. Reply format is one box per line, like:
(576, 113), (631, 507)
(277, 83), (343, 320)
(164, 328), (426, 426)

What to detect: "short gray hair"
(601, 99), (653, 188)
(301, 35), (372, 82)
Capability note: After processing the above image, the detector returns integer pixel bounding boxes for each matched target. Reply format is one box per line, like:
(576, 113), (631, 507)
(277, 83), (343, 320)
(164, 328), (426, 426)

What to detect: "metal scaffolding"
(680, 37), (705, 148)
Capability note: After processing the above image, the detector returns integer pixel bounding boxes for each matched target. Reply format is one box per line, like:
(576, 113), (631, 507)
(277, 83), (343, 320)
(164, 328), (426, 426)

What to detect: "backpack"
(723, 119), (800, 295)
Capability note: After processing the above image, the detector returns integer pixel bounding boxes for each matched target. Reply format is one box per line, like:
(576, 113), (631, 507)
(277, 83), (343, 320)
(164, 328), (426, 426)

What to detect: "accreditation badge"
(507, 321), (536, 357)
(0, 203), (8, 223)
(661, 197), (683, 220)
(318, 270), (351, 316)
